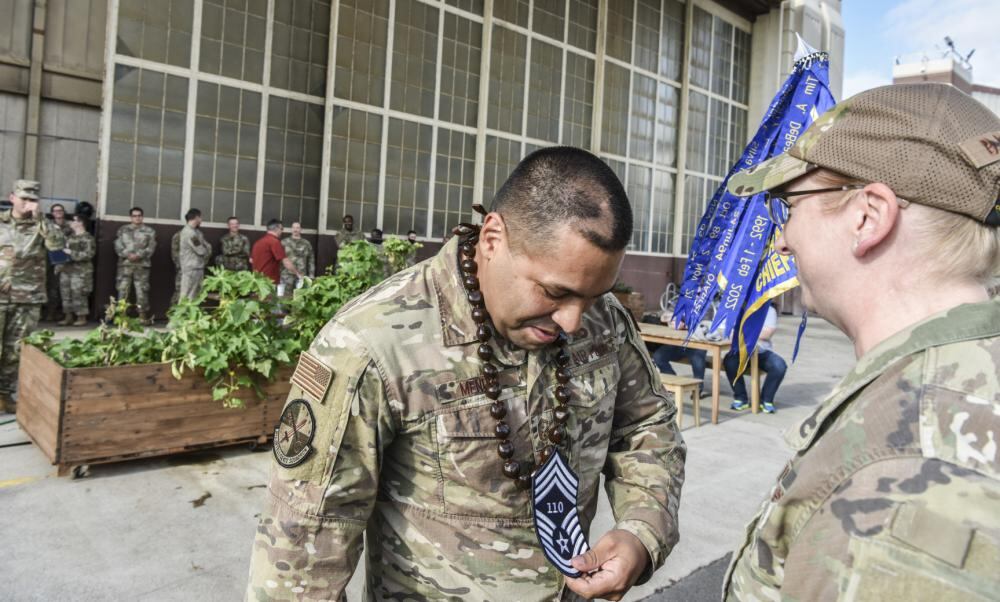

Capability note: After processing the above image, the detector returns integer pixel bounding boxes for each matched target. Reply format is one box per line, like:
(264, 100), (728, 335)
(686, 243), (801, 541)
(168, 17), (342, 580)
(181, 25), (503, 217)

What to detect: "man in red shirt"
(251, 219), (301, 286)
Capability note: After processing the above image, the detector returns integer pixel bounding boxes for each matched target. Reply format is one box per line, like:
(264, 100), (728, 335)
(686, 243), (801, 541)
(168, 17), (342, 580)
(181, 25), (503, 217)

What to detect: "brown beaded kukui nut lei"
(454, 205), (573, 491)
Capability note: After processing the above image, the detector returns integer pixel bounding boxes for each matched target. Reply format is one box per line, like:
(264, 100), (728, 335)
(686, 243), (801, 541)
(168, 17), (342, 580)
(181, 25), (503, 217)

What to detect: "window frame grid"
(99, 0), (752, 258)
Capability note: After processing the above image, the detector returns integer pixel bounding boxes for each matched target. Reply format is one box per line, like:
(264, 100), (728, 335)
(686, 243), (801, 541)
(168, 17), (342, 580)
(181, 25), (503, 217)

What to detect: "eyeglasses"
(764, 185), (866, 227)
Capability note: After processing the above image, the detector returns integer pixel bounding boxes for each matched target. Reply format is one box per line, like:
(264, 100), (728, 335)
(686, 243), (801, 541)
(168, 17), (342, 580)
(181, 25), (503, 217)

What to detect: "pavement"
(0, 314), (856, 601)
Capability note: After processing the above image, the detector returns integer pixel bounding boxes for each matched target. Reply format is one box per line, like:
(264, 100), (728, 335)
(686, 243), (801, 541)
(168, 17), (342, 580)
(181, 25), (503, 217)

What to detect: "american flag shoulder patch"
(290, 351), (334, 403)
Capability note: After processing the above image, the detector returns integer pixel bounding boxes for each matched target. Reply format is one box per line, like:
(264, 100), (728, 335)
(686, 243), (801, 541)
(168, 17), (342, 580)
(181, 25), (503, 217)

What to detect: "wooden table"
(639, 323), (759, 424)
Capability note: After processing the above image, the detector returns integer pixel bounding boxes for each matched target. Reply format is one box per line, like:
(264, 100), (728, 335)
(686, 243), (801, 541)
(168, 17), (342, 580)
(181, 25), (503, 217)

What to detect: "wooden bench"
(660, 374), (702, 428)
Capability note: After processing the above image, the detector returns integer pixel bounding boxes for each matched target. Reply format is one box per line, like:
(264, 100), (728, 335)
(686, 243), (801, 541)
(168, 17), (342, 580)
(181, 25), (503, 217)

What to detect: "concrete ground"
(0, 315), (856, 601)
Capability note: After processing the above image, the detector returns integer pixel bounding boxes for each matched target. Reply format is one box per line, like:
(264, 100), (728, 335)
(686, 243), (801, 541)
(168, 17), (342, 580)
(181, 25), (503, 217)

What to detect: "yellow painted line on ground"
(0, 475), (42, 488)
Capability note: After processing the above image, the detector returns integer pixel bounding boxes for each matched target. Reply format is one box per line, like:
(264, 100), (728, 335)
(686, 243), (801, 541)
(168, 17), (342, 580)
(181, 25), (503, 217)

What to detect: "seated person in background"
(643, 315), (708, 396)
(724, 302), (786, 413)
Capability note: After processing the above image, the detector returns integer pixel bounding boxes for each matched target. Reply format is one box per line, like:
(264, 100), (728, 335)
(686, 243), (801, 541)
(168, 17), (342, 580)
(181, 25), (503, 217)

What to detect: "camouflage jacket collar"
(430, 237), (527, 367)
(0, 209), (38, 224)
(787, 297), (1000, 451)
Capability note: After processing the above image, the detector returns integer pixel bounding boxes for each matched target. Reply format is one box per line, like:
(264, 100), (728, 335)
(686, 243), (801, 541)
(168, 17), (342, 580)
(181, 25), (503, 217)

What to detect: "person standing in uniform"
(404, 229), (420, 269)
(170, 228), (182, 305)
(178, 208), (209, 300)
(217, 216), (250, 271)
(0, 180), (65, 413)
(367, 227), (390, 278)
(45, 203), (72, 322)
(722, 84), (1000, 599)
(114, 206), (156, 324)
(333, 213), (362, 248)
(247, 147), (686, 600)
(280, 221), (313, 295)
(58, 215), (95, 326)
(251, 219), (301, 289)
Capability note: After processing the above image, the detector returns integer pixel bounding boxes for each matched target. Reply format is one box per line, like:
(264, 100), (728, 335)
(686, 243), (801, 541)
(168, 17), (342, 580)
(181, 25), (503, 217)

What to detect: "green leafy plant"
(24, 298), (165, 368)
(612, 281), (634, 294)
(383, 237), (422, 274)
(24, 239), (409, 409)
(284, 241), (388, 350)
(161, 268), (298, 408)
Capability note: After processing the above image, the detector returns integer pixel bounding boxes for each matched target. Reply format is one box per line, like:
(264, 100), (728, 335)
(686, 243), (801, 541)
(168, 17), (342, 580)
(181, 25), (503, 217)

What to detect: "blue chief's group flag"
(673, 37), (836, 375)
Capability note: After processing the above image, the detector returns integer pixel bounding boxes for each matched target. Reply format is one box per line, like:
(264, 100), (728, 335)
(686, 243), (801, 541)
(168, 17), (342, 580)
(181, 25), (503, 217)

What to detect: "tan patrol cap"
(728, 83), (1000, 226)
(12, 179), (40, 200)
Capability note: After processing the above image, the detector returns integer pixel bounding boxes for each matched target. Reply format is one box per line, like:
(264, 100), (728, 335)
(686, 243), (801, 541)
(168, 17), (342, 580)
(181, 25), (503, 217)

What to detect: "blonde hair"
(813, 169), (1000, 285)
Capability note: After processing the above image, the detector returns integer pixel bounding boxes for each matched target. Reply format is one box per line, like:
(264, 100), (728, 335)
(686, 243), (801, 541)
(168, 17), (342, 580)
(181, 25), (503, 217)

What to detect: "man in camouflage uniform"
(723, 84), (1000, 599)
(367, 227), (391, 278)
(44, 203), (72, 321)
(114, 206), (156, 322)
(404, 229), (421, 269)
(179, 208), (209, 299)
(217, 216), (250, 271)
(248, 148), (686, 600)
(0, 180), (65, 413)
(170, 229), (182, 305)
(280, 221), (314, 295)
(58, 215), (95, 326)
(333, 213), (362, 249)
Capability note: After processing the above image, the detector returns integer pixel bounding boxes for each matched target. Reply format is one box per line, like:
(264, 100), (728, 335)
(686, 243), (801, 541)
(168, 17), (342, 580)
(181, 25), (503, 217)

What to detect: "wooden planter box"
(16, 343), (292, 477)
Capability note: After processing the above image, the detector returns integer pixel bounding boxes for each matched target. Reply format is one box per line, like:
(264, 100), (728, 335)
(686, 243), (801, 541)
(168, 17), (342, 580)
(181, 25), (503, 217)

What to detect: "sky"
(842, 0), (1000, 98)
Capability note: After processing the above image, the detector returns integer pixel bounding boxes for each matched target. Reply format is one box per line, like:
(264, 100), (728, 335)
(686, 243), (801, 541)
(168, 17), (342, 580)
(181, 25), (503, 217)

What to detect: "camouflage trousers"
(116, 264), (150, 312)
(46, 262), (62, 318)
(0, 304), (40, 396)
(179, 268), (204, 300)
(279, 273), (300, 297)
(59, 270), (93, 316)
(171, 268), (181, 305)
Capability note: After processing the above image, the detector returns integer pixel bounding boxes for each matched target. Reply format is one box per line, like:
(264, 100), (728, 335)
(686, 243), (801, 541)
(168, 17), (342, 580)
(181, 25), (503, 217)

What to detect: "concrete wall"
(0, 93), (26, 190)
(746, 0), (844, 128)
(37, 101), (101, 206)
(0, 0), (106, 193)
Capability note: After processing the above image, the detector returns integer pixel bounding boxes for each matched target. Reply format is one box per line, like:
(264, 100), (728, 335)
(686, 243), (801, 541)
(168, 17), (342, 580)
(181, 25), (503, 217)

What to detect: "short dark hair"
(407, 229), (417, 236)
(51, 203), (65, 212)
(343, 214), (354, 221)
(267, 219), (282, 231)
(227, 216), (239, 223)
(491, 146), (632, 253)
(130, 207), (144, 216)
(184, 208), (201, 221)
(72, 214), (89, 229)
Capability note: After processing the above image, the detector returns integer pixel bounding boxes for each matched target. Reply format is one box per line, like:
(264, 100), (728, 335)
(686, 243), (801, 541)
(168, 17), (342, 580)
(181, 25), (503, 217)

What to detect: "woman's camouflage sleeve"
(603, 303), (687, 582)
(246, 322), (396, 601)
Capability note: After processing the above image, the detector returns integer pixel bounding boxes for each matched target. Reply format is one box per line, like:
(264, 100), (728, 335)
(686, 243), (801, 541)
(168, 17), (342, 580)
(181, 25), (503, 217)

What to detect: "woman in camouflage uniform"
(59, 215), (95, 326)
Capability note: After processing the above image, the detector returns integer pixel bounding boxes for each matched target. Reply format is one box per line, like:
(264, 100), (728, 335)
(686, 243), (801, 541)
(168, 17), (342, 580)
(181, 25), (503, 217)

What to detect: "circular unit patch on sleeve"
(273, 399), (316, 468)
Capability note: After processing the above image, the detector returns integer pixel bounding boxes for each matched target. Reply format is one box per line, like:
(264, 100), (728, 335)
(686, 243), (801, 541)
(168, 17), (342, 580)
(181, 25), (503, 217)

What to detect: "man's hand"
(564, 530), (650, 601)
(128, 253), (139, 262)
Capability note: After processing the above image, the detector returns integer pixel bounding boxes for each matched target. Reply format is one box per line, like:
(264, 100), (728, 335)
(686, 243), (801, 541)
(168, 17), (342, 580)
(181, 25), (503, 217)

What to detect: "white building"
(0, 0), (843, 313)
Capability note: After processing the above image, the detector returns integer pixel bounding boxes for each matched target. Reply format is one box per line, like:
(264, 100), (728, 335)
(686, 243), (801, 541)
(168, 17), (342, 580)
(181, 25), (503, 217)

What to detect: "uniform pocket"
(436, 387), (530, 517)
(562, 356), (620, 496)
(843, 527), (1000, 601)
